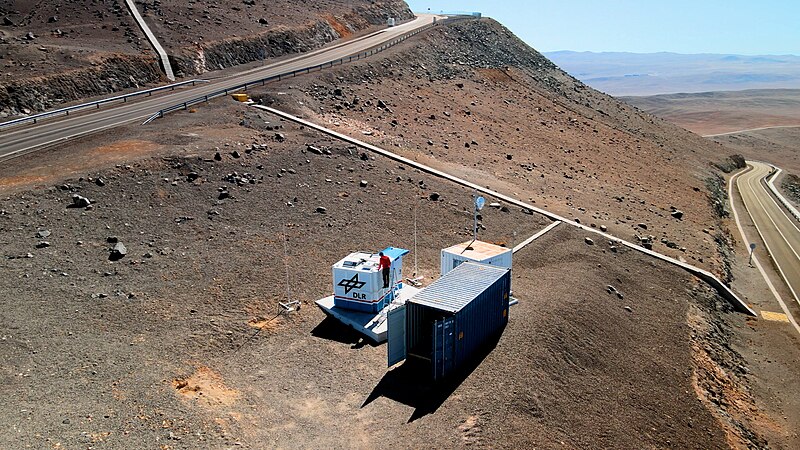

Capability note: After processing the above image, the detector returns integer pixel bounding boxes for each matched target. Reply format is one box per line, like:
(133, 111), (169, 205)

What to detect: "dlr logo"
(352, 292), (366, 299)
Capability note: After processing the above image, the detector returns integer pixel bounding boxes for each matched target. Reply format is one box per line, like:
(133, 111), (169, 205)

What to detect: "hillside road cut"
(0, 14), (439, 162)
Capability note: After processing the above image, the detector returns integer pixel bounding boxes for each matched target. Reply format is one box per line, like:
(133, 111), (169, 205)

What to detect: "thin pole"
(414, 200), (418, 277)
(473, 203), (478, 242)
(282, 223), (292, 303)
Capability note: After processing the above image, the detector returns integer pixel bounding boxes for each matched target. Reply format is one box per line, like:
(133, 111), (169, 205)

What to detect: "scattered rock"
(488, 202), (501, 208)
(71, 195), (91, 208)
(637, 223), (647, 230)
(521, 208), (533, 215)
(106, 236), (118, 244)
(429, 192), (440, 201)
(187, 172), (199, 182)
(315, 206), (327, 214)
(606, 285), (616, 293)
(359, 180), (368, 188)
(36, 230), (51, 239)
(3, 17), (13, 26)
(600, 225), (608, 232)
(218, 189), (230, 200)
(258, 18), (268, 25)
(25, 31), (36, 40)
(36, 241), (50, 249)
(213, 152), (222, 161)
(231, 150), (241, 159)
(110, 242), (127, 261)
(671, 210), (684, 220)
(584, 237), (594, 245)
(306, 145), (323, 155)
(95, 178), (106, 187)
(623, 306), (632, 312)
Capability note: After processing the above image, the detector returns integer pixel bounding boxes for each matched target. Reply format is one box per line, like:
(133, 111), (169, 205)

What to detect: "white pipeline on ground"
(252, 104), (757, 316)
(125, 0), (175, 81)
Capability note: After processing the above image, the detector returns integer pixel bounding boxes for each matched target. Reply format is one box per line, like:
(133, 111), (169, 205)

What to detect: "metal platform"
(315, 285), (420, 343)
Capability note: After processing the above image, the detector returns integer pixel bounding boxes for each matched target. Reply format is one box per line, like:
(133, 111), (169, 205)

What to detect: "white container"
(440, 240), (512, 276)
(332, 248), (407, 312)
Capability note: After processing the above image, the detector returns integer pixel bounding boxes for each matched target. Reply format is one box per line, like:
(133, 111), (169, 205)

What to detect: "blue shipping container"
(387, 262), (510, 380)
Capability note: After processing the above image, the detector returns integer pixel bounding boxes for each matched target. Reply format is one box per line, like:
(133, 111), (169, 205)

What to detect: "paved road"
(703, 125), (800, 138)
(0, 14), (437, 161)
(737, 161), (800, 305)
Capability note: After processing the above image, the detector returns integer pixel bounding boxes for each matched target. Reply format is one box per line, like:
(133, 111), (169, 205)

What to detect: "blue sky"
(406, 1), (800, 55)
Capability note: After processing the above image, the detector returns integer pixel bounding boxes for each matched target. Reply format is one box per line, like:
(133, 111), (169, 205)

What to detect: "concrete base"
(315, 285), (420, 343)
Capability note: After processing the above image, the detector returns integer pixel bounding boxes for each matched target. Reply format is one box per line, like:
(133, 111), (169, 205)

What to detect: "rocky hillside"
(0, 13), (795, 449)
(138, 0), (413, 75)
(257, 18), (744, 282)
(0, 0), (412, 117)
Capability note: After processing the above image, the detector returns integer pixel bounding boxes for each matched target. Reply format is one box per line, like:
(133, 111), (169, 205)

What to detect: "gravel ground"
(0, 99), (775, 448)
(1, 13), (798, 450)
(249, 18), (744, 284)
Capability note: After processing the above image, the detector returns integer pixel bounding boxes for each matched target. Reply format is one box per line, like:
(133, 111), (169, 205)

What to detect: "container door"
(387, 304), (407, 367)
(432, 316), (456, 380)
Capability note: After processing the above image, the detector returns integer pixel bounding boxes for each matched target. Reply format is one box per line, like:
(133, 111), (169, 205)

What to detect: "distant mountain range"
(544, 51), (800, 96)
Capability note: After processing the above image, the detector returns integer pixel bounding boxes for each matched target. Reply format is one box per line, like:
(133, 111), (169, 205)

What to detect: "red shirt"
(378, 255), (391, 270)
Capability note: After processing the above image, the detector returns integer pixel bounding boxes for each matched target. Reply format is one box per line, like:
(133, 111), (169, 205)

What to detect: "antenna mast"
(473, 195), (485, 242)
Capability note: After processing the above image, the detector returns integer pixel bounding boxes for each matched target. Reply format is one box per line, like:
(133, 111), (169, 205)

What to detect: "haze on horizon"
(407, 0), (800, 56)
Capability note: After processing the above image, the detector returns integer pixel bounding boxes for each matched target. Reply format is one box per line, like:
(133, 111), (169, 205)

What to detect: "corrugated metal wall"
(452, 272), (510, 370)
(406, 266), (511, 379)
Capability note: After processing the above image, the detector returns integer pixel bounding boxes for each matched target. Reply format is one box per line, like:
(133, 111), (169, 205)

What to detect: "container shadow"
(361, 333), (501, 422)
(311, 316), (379, 349)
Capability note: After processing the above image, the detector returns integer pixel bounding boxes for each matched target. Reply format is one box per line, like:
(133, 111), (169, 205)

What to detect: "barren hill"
(0, 0), (410, 117)
(622, 89), (800, 136)
(1, 8), (799, 450)
(546, 51), (800, 96)
(265, 18), (744, 282)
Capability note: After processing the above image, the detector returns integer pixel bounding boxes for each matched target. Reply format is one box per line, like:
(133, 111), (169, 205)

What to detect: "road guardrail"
(767, 166), (800, 222)
(142, 18), (454, 125)
(0, 79), (208, 130)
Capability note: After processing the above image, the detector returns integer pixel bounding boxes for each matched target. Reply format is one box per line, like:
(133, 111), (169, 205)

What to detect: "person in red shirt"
(377, 252), (391, 288)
